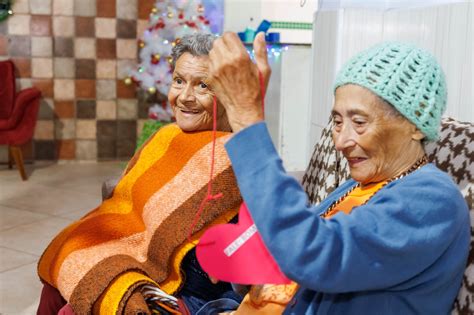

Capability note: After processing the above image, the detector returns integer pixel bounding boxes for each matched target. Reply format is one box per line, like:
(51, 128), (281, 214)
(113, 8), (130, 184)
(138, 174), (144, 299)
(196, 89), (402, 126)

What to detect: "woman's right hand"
(208, 32), (271, 132)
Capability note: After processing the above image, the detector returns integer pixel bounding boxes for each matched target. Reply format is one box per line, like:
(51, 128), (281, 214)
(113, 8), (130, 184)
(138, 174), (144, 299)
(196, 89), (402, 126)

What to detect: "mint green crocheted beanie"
(334, 42), (447, 140)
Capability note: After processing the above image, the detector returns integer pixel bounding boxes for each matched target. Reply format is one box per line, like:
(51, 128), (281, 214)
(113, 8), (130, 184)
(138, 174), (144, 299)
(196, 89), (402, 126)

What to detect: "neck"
(375, 150), (427, 188)
(392, 146), (426, 179)
(217, 123), (232, 132)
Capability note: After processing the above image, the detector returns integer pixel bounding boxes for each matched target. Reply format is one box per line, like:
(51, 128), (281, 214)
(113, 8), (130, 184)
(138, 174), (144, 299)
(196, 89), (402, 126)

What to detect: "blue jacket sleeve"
(225, 122), (469, 293)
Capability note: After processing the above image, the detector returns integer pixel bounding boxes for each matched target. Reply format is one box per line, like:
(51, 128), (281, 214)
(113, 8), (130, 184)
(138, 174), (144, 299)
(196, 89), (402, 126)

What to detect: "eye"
(199, 82), (208, 89)
(332, 116), (343, 131)
(353, 119), (367, 127)
(174, 77), (183, 84)
(332, 116), (342, 126)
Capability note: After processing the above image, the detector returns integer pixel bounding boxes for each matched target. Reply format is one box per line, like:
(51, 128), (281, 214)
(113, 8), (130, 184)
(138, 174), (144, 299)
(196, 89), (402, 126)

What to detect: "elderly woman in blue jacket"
(207, 33), (470, 314)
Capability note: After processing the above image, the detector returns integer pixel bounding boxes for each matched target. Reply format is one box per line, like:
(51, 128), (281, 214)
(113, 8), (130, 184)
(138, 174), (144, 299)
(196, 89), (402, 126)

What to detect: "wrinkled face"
(168, 52), (230, 132)
(332, 84), (422, 185)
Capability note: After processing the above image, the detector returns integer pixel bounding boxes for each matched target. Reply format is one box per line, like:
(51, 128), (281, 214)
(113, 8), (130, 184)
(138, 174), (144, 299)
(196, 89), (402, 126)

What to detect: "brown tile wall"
(0, 0), (154, 161)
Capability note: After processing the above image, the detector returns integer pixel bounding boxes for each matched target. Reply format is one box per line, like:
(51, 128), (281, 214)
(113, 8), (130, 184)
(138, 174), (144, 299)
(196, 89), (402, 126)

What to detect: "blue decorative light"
(246, 44), (288, 61)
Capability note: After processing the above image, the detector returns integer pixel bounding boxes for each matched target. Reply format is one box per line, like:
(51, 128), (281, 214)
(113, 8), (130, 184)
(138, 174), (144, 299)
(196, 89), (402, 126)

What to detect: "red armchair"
(0, 60), (42, 180)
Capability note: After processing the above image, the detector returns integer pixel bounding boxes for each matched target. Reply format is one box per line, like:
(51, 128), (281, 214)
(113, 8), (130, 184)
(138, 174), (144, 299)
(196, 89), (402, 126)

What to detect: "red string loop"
(187, 96), (223, 242)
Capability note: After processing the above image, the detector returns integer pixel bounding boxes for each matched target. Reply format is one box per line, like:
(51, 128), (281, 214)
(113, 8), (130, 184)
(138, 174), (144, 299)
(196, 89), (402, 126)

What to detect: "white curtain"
(318, 0), (469, 11)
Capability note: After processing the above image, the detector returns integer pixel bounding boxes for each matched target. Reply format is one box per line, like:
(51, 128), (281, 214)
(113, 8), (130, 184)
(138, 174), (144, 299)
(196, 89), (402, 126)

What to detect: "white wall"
(253, 45), (313, 172)
(309, 2), (473, 149)
(279, 46), (313, 171)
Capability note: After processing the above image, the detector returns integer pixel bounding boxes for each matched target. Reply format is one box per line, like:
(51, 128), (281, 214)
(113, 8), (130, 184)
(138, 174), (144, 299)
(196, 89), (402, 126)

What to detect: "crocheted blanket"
(37, 124), (242, 314)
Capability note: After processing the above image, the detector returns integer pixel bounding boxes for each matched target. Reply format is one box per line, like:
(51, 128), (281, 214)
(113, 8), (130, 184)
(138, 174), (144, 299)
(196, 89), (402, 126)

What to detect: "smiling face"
(168, 52), (230, 132)
(332, 84), (425, 185)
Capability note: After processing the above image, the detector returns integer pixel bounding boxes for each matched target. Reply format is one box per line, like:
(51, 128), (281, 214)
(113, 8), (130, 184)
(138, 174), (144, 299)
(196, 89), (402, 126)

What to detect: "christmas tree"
(126, 0), (212, 121)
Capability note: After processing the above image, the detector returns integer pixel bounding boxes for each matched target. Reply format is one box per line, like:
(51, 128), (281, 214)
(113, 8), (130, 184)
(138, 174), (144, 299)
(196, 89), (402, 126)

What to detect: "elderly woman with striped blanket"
(37, 33), (244, 315)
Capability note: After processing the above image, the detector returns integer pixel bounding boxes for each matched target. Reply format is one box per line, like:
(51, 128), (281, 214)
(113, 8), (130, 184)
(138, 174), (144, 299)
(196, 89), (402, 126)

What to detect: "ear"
(412, 128), (425, 141)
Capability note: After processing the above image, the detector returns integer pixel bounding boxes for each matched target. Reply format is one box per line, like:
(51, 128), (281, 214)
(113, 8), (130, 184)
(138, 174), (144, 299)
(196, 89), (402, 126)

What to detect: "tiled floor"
(0, 161), (123, 315)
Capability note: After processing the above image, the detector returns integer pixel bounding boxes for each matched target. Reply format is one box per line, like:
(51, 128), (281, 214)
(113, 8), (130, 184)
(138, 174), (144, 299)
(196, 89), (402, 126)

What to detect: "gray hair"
(171, 33), (215, 68)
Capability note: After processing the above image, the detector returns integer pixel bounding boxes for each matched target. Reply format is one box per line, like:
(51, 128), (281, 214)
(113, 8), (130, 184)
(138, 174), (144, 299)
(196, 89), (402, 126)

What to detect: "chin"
(174, 117), (193, 132)
(177, 124), (197, 132)
(349, 171), (368, 184)
(177, 121), (211, 132)
(175, 114), (212, 132)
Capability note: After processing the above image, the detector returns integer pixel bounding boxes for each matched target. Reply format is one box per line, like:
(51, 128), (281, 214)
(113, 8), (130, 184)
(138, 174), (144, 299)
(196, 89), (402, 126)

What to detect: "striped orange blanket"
(37, 124), (242, 314)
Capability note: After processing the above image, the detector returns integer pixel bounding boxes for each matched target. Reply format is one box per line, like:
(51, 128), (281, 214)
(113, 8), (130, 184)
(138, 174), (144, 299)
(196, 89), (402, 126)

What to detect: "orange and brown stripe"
(38, 125), (242, 314)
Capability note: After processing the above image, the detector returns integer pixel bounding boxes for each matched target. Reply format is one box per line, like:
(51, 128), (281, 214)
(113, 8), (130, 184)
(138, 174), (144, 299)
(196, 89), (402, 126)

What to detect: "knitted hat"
(334, 42), (447, 140)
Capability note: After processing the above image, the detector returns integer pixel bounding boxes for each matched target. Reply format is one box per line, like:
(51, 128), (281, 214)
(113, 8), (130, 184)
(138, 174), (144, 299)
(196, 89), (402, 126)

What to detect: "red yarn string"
(187, 69), (266, 243)
(187, 95), (222, 243)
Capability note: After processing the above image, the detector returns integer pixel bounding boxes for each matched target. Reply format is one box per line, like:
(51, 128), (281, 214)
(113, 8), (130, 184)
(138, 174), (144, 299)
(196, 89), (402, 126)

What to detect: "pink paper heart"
(196, 202), (291, 285)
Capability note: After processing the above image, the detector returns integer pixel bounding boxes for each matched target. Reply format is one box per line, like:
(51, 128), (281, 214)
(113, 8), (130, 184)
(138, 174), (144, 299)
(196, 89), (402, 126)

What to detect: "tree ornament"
(131, 76), (140, 84)
(151, 54), (160, 64)
(148, 86), (157, 94)
(124, 77), (132, 85)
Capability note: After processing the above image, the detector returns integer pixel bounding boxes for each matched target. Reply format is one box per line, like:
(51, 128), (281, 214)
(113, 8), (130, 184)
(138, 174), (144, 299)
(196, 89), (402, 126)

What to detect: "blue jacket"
(225, 122), (470, 315)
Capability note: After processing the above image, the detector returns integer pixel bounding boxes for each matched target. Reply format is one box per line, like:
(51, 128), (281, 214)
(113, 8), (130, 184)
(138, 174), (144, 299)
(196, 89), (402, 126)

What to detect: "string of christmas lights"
(247, 45), (290, 61)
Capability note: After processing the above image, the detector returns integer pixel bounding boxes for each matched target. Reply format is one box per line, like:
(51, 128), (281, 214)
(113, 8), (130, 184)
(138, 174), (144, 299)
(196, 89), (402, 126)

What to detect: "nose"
(179, 84), (196, 103)
(333, 124), (356, 151)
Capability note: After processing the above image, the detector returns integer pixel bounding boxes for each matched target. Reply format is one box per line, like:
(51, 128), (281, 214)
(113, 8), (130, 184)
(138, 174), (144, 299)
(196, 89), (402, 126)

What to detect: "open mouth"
(177, 107), (201, 114)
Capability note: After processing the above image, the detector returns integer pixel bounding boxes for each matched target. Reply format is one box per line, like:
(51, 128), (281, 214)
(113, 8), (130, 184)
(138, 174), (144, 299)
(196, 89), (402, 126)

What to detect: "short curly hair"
(171, 33), (215, 68)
